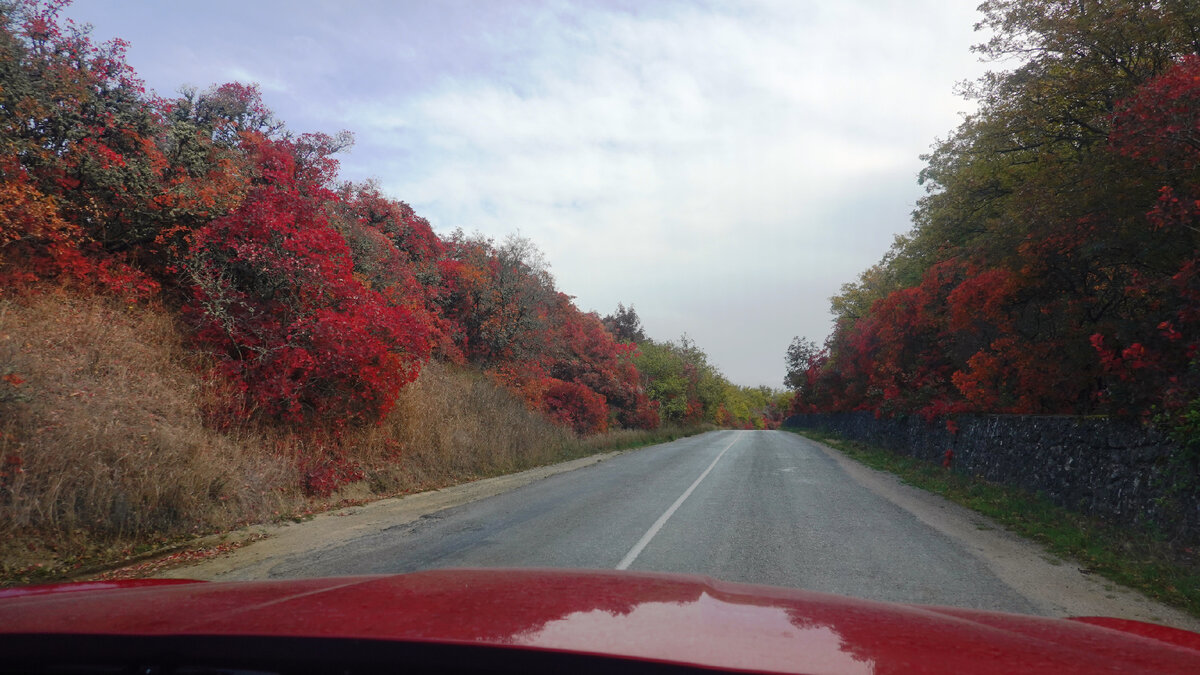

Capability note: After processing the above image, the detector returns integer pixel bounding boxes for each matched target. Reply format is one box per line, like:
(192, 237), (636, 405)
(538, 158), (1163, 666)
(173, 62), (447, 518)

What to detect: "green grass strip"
(787, 428), (1200, 619)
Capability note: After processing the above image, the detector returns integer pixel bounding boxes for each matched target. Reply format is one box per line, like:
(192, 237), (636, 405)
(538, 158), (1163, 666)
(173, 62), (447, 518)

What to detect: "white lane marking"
(615, 431), (743, 570)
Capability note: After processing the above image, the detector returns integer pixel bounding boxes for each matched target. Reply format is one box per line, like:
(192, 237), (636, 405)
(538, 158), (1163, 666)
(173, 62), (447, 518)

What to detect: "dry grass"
(0, 292), (303, 574)
(347, 360), (576, 494)
(0, 291), (706, 585)
(344, 363), (708, 498)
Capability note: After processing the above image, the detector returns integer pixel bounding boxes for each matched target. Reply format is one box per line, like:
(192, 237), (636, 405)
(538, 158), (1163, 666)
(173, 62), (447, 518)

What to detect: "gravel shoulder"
(156, 451), (623, 581)
(809, 438), (1200, 631)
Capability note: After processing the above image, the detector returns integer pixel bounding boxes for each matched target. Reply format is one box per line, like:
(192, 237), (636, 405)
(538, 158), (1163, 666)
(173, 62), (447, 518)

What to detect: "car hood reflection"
(512, 590), (873, 674)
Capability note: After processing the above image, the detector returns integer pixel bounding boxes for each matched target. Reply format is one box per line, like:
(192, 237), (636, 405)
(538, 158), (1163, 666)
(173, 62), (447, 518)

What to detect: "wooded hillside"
(788, 1), (1200, 446)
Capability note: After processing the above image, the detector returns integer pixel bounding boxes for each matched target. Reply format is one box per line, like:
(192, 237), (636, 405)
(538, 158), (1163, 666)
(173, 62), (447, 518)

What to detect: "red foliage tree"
(0, 3), (265, 295)
(184, 136), (431, 424)
(796, 54), (1200, 423)
(0, 1), (162, 295)
(433, 233), (554, 366)
(544, 299), (657, 429)
(539, 378), (609, 435)
(1091, 54), (1200, 418)
(329, 182), (458, 362)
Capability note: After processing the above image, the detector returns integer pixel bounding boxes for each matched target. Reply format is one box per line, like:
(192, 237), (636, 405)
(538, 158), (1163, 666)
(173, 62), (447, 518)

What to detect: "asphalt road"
(266, 430), (1041, 614)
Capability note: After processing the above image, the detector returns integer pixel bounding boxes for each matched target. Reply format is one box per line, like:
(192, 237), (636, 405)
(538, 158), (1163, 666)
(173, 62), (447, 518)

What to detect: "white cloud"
(330, 1), (989, 385)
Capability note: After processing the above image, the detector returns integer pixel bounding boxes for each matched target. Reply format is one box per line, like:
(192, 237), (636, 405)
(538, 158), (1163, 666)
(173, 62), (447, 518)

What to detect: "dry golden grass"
(345, 363), (705, 497)
(348, 360), (576, 494)
(0, 292), (303, 571)
(0, 290), (704, 584)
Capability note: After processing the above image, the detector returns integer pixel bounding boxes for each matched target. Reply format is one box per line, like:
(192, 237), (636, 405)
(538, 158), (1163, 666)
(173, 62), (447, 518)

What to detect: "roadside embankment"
(0, 292), (701, 586)
(146, 451), (624, 582)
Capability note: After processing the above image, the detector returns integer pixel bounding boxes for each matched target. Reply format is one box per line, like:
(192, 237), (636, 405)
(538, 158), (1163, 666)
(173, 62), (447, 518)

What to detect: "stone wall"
(783, 412), (1198, 542)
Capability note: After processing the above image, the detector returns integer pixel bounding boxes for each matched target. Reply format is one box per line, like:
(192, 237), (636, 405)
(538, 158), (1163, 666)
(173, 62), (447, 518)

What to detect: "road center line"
(615, 431), (743, 570)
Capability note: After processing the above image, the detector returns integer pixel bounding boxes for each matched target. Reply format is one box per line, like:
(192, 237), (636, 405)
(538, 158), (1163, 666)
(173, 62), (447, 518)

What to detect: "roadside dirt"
(154, 452), (622, 581)
(812, 439), (1200, 632)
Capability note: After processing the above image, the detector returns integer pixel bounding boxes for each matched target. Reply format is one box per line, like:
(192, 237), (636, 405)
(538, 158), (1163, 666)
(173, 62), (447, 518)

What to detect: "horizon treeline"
(785, 0), (1200, 441)
(0, 0), (786, 447)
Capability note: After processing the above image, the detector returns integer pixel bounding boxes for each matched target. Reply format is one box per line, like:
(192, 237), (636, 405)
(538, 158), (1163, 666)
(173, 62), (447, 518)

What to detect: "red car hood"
(2, 568), (1199, 674)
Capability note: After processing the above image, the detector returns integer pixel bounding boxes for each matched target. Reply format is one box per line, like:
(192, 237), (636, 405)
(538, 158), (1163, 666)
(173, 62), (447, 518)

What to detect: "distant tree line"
(603, 305), (792, 429)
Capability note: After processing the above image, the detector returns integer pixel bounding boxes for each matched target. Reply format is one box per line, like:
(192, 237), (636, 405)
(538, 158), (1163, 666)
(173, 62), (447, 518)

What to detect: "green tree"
(634, 335), (728, 425)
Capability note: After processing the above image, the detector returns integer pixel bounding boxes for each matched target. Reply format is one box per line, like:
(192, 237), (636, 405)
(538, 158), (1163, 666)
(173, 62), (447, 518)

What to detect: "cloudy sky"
(68, 0), (990, 388)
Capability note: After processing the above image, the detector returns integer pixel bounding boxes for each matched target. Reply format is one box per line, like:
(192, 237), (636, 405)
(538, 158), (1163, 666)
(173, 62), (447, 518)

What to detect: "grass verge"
(3, 418), (707, 588)
(788, 427), (1200, 619)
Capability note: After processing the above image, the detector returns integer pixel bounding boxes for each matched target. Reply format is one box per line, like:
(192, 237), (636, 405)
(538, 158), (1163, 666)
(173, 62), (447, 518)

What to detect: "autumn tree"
(435, 232), (559, 366)
(0, 0), (158, 293)
(1, 0), (678, 444)
(635, 336), (728, 425)
(184, 135), (432, 425)
(783, 336), (819, 391)
(602, 303), (647, 343)
(0, 3), (272, 291)
(796, 0), (1200, 422)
